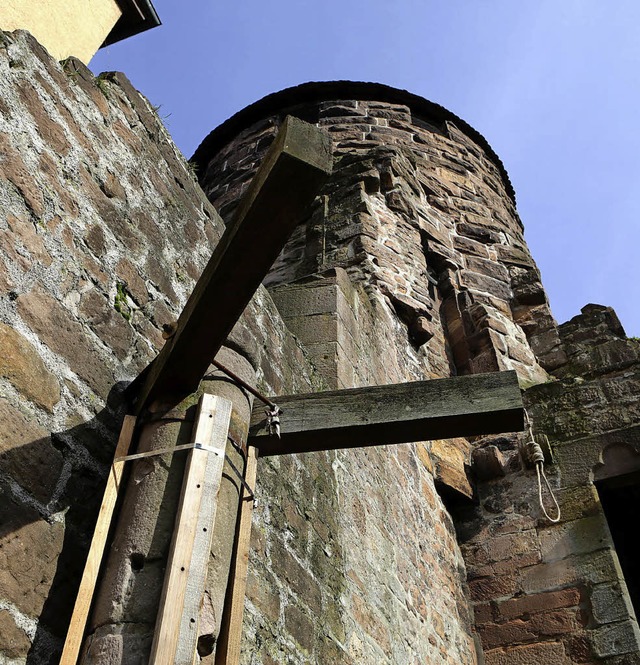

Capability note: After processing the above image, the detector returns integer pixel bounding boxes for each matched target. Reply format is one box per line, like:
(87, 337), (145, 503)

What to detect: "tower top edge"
(191, 80), (515, 204)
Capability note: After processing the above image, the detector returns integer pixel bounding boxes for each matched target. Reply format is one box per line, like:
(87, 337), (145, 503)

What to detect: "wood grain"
(60, 415), (137, 665)
(249, 371), (523, 455)
(214, 445), (259, 665)
(149, 394), (232, 665)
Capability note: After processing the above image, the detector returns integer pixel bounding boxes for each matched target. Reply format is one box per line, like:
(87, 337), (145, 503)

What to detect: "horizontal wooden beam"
(132, 116), (332, 412)
(248, 371), (523, 456)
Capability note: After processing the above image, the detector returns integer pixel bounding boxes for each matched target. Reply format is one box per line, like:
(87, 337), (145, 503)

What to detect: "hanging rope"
(524, 410), (561, 523)
(535, 462), (561, 523)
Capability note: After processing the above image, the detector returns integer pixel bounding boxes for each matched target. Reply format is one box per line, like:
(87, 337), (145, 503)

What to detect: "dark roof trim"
(191, 81), (515, 203)
(102, 0), (161, 47)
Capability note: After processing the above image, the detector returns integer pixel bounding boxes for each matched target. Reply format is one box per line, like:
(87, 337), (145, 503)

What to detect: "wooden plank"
(60, 415), (137, 665)
(249, 371), (523, 456)
(214, 445), (259, 665)
(132, 116), (332, 412)
(149, 394), (232, 665)
(174, 405), (237, 664)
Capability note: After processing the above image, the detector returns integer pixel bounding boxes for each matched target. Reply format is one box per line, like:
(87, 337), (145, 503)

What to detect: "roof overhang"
(102, 0), (161, 47)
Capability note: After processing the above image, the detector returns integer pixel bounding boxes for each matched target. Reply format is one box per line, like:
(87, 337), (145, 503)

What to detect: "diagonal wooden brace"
(131, 116), (333, 413)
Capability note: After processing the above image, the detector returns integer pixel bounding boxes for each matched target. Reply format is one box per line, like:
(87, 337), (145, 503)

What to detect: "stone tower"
(194, 82), (561, 391)
(2, 33), (640, 663)
(190, 82), (640, 663)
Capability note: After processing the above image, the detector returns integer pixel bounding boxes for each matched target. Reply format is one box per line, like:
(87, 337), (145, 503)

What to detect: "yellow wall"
(1, 0), (122, 64)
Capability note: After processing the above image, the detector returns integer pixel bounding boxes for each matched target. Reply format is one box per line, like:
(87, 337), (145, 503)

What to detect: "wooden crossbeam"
(248, 371), (523, 456)
(132, 116), (332, 412)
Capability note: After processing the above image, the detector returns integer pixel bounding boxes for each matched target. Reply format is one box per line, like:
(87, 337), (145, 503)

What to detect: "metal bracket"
(265, 404), (283, 438)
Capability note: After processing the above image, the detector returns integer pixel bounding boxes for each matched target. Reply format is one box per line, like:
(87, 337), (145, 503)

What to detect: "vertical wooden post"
(149, 393), (232, 665)
(215, 445), (259, 665)
(60, 415), (137, 665)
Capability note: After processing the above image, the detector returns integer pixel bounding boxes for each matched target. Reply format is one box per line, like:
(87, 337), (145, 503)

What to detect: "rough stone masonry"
(1, 29), (640, 665)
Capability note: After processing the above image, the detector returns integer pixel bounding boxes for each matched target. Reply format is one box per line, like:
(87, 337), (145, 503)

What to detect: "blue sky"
(91, 1), (640, 336)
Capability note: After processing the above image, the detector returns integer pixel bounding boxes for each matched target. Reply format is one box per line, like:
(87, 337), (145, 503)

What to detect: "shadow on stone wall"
(0, 383), (132, 664)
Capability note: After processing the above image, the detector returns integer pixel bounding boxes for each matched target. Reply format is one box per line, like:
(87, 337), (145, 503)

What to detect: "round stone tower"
(190, 82), (566, 664)
(194, 82), (563, 392)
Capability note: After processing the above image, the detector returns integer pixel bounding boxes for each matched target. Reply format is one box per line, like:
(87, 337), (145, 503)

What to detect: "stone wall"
(3, 30), (640, 665)
(0, 30), (317, 663)
(455, 305), (640, 664)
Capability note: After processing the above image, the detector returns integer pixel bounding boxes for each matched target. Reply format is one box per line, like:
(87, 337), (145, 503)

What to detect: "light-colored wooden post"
(60, 415), (137, 665)
(149, 393), (232, 665)
(214, 444), (259, 665)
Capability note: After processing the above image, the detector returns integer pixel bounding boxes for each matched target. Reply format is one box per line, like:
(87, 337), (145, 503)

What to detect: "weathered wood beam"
(248, 371), (523, 456)
(61, 416), (137, 665)
(214, 445), (259, 665)
(149, 394), (232, 665)
(133, 116), (332, 411)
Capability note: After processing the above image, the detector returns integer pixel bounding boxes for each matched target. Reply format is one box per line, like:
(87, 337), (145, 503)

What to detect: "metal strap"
(115, 441), (256, 503)
(115, 442), (222, 463)
(224, 452), (256, 504)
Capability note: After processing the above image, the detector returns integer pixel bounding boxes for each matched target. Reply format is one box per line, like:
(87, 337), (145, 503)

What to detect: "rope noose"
(524, 410), (561, 523)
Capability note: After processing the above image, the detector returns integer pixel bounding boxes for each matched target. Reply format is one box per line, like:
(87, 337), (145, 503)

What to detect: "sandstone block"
(115, 258), (149, 306)
(271, 283), (338, 317)
(472, 445), (506, 480)
(84, 224), (107, 256)
(284, 604), (314, 652)
(283, 313), (338, 345)
(453, 234), (491, 258)
(0, 133), (45, 217)
(17, 80), (71, 156)
(469, 575), (518, 602)
(458, 222), (502, 245)
(520, 549), (621, 594)
(460, 269), (512, 301)
(497, 588), (581, 621)
(484, 641), (567, 665)
(431, 437), (473, 499)
(0, 610), (31, 659)
(479, 620), (536, 649)
(591, 620), (640, 658)
(494, 244), (535, 267)
(78, 289), (134, 361)
(552, 485), (600, 522)
(17, 286), (117, 397)
(591, 582), (635, 625)
(538, 514), (611, 563)
(270, 539), (322, 616)
(0, 323), (60, 411)
(509, 267), (547, 307)
(0, 397), (62, 503)
(0, 494), (64, 618)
